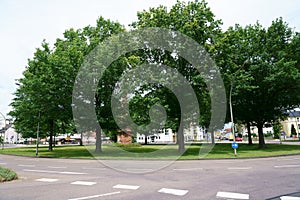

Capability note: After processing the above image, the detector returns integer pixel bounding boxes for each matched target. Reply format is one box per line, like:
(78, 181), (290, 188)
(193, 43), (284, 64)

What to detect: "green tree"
(291, 124), (297, 137)
(130, 0), (222, 153)
(214, 18), (300, 148)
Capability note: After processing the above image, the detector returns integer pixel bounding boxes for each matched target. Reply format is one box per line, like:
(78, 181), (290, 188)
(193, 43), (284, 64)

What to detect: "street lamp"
(0, 112), (6, 149)
(229, 80), (237, 156)
(229, 60), (248, 156)
(36, 111), (40, 157)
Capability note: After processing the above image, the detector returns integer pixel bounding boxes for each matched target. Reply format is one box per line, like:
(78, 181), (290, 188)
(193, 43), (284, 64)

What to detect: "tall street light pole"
(0, 112), (6, 150)
(36, 111), (40, 157)
(229, 80), (236, 156)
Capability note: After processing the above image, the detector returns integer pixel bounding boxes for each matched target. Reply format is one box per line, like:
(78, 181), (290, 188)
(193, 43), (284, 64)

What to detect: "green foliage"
(291, 124), (297, 136)
(273, 121), (283, 139)
(0, 167), (18, 182)
(214, 18), (300, 148)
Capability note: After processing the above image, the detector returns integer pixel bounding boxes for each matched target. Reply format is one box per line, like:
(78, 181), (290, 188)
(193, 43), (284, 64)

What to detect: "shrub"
(0, 167), (18, 182)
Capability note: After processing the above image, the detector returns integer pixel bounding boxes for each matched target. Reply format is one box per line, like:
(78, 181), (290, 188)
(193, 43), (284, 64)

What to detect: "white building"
(4, 127), (23, 144)
(136, 124), (205, 144)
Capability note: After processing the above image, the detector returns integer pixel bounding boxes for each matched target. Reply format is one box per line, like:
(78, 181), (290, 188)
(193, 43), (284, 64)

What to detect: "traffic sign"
(232, 142), (238, 149)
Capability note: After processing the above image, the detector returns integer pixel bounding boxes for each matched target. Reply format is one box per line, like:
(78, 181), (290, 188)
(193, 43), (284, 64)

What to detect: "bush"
(0, 167), (18, 182)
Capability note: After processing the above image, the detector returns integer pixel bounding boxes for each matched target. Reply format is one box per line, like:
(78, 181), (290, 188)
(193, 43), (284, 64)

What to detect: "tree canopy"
(9, 1), (300, 153)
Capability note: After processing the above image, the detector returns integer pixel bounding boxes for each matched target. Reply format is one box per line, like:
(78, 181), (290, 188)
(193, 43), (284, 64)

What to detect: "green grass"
(0, 167), (18, 182)
(1, 143), (300, 160)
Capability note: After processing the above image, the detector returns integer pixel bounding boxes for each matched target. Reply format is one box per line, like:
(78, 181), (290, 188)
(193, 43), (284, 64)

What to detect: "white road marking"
(228, 167), (252, 170)
(36, 178), (58, 182)
(18, 164), (35, 167)
(274, 165), (300, 168)
(82, 167), (106, 170)
(71, 181), (97, 186)
(0, 163), (7, 165)
(113, 184), (140, 190)
(158, 188), (189, 196)
(23, 169), (87, 175)
(48, 166), (67, 169)
(280, 196), (300, 200)
(216, 191), (249, 199)
(173, 168), (203, 171)
(68, 191), (121, 200)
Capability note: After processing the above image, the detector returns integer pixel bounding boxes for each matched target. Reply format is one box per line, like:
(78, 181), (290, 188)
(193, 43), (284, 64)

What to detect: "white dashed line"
(280, 196), (300, 200)
(228, 167), (252, 170)
(36, 178), (58, 182)
(274, 165), (300, 168)
(23, 169), (87, 175)
(71, 181), (97, 186)
(158, 188), (189, 196)
(0, 163), (7, 165)
(216, 191), (249, 199)
(18, 164), (36, 167)
(68, 191), (121, 200)
(173, 168), (203, 171)
(82, 167), (106, 170)
(113, 184), (140, 190)
(48, 166), (67, 169)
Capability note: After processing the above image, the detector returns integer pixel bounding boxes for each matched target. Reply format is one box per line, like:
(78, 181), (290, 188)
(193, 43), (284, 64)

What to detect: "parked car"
(235, 137), (243, 142)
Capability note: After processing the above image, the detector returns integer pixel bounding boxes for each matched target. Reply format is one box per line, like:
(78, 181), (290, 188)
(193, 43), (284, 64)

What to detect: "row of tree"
(9, 0), (300, 151)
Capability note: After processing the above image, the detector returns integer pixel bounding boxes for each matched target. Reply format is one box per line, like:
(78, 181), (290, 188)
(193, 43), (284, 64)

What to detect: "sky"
(1, 0), (300, 118)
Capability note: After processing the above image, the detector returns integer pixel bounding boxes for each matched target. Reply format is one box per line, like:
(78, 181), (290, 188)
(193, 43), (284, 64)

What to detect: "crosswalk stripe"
(158, 188), (188, 196)
(280, 196), (300, 200)
(71, 181), (97, 186)
(113, 184), (140, 190)
(36, 178), (58, 182)
(216, 191), (249, 199)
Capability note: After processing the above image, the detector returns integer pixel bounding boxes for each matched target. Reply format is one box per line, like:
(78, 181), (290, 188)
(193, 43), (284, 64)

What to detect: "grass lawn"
(1, 143), (300, 160)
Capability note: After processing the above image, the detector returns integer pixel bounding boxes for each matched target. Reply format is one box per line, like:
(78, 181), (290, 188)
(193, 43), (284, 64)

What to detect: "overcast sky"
(1, 0), (300, 118)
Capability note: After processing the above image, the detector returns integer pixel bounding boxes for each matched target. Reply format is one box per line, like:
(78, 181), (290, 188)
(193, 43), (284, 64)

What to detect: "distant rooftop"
(288, 110), (300, 117)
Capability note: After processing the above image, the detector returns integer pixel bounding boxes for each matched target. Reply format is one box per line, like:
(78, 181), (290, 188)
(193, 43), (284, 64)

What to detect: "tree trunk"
(48, 120), (54, 151)
(211, 130), (215, 144)
(80, 133), (83, 146)
(177, 126), (185, 154)
(247, 122), (253, 145)
(257, 122), (265, 149)
(144, 135), (148, 145)
(95, 126), (102, 153)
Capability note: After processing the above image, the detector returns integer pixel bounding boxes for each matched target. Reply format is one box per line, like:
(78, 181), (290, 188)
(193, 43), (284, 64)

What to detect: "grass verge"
(1, 143), (300, 160)
(0, 167), (18, 182)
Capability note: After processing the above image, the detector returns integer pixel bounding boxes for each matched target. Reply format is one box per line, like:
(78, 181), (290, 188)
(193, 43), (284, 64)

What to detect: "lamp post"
(229, 81), (236, 156)
(0, 112), (6, 150)
(229, 60), (248, 156)
(36, 111), (40, 157)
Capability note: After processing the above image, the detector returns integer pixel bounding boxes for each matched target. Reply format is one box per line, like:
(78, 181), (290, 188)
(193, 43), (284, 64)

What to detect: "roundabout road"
(0, 154), (299, 200)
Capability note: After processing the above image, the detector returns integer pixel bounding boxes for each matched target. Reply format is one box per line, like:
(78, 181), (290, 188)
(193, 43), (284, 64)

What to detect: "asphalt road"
(0, 154), (300, 200)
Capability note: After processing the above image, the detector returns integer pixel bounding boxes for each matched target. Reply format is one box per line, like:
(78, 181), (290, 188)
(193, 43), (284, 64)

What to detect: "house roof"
(288, 110), (300, 117)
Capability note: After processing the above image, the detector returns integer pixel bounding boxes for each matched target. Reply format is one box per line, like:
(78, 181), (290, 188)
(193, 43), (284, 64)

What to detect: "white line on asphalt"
(71, 181), (97, 186)
(216, 191), (249, 199)
(18, 164), (36, 167)
(23, 169), (87, 175)
(274, 165), (300, 168)
(158, 188), (189, 196)
(126, 168), (154, 171)
(0, 163), (7, 165)
(36, 178), (58, 182)
(82, 167), (106, 170)
(173, 168), (203, 171)
(277, 158), (300, 161)
(68, 191), (121, 200)
(280, 196), (300, 200)
(113, 184), (140, 190)
(227, 167), (252, 170)
(48, 166), (67, 169)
